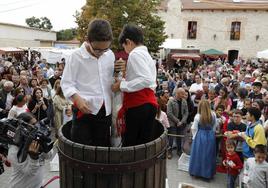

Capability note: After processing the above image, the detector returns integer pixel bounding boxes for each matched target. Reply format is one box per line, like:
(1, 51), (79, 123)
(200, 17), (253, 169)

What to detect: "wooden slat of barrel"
(72, 143), (84, 188)
(145, 141), (156, 188)
(134, 144), (146, 188)
(63, 139), (74, 188)
(121, 147), (135, 188)
(154, 138), (162, 188)
(83, 145), (96, 188)
(109, 147), (122, 188)
(160, 133), (167, 188)
(58, 136), (66, 188)
(96, 147), (109, 188)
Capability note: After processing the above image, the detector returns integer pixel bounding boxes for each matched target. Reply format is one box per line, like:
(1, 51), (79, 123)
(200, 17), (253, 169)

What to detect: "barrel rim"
(58, 123), (168, 149)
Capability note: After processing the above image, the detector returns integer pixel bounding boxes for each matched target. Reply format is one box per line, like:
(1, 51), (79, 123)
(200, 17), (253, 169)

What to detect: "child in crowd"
(243, 144), (268, 188)
(223, 139), (243, 188)
(215, 105), (228, 158)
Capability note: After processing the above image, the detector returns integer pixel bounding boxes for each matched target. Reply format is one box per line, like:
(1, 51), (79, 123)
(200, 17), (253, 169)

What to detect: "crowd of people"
(0, 54), (71, 187)
(0, 18), (268, 188)
(156, 58), (268, 187)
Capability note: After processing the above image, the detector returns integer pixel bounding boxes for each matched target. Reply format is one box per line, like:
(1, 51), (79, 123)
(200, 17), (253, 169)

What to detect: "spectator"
(19, 75), (31, 96)
(53, 86), (71, 133)
(215, 77), (229, 95)
(29, 78), (39, 93)
(156, 98), (170, 129)
(189, 99), (217, 180)
(223, 139), (243, 188)
(0, 81), (14, 118)
(8, 94), (28, 119)
(226, 110), (247, 160)
(51, 79), (61, 99)
(243, 145), (268, 188)
(28, 88), (48, 121)
(240, 107), (267, 158)
(214, 87), (232, 114)
(236, 88), (248, 110)
(189, 74), (203, 94)
(49, 68), (61, 88)
(40, 79), (51, 100)
(249, 82), (263, 100)
(167, 88), (188, 159)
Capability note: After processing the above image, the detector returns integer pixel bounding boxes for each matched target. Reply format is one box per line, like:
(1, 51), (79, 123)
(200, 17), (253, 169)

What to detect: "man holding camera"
(7, 112), (52, 188)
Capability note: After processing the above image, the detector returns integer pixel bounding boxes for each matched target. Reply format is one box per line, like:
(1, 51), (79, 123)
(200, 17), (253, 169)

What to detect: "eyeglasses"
(88, 42), (110, 54)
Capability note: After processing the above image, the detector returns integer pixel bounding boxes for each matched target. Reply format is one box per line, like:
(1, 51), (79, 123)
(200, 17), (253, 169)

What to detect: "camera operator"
(7, 112), (52, 188)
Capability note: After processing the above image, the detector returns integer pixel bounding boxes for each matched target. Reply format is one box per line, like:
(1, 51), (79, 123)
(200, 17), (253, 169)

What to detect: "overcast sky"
(0, 0), (86, 31)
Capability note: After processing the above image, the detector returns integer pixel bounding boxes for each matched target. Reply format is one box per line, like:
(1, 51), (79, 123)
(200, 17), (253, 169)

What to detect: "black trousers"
(123, 103), (157, 147)
(71, 107), (111, 146)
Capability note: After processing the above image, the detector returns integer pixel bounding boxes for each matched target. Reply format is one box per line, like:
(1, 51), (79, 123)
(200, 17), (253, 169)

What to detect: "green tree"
(57, 28), (77, 41)
(75, 0), (167, 52)
(25, 16), (53, 30)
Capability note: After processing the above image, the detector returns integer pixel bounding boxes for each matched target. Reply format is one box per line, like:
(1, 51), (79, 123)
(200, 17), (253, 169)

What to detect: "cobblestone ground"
(0, 150), (226, 188)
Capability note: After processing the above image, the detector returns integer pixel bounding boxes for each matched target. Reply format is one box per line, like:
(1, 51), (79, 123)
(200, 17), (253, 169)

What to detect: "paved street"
(0, 150), (226, 188)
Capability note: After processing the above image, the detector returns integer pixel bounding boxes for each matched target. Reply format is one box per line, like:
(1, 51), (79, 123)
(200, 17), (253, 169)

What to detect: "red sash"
(116, 88), (158, 135)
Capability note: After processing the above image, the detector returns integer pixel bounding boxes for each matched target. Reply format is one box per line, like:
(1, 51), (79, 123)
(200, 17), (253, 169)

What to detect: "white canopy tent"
(257, 49), (268, 59)
(30, 47), (76, 64)
(159, 39), (182, 49)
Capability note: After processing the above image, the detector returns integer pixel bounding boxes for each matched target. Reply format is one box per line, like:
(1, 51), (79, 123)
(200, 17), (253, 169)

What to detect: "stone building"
(158, 0), (268, 61)
(0, 22), (56, 47)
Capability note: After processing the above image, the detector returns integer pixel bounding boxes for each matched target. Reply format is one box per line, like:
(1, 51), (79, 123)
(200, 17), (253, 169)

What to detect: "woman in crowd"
(53, 85), (71, 133)
(28, 88), (48, 121)
(214, 87), (232, 115)
(8, 94), (28, 119)
(189, 99), (217, 180)
(29, 78), (39, 93)
(39, 78), (51, 100)
(51, 79), (61, 98)
(156, 98), (170, 129)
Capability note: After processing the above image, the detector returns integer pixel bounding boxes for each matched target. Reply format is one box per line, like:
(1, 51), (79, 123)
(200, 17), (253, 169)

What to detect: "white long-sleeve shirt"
(8, 145), (52, 188)
(120, 46), (156, 92)
(61, 42), (115, 116)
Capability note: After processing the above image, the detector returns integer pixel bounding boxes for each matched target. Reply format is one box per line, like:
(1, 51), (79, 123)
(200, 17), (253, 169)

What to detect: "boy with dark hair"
(239, 107), (267, 158)
(249, 82), (263, 100)
(61, 19), (118, 146)
(243, 144), (268, 188)
(112, 24), (158, 146)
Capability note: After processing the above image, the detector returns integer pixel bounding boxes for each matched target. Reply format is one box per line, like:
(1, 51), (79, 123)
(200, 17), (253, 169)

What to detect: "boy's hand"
(72, 94), (91, 114)
(114, 58), (126, 73)
(111, 79), (121, 92)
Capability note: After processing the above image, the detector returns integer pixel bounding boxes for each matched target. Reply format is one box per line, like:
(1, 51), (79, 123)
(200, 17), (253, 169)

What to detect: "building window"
(230, 22), (241, 40)
(187, 21), (197, 39)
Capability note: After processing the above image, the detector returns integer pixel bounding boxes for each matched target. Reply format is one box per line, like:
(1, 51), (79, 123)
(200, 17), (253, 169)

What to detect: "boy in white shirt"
(243, 144), (268, 188)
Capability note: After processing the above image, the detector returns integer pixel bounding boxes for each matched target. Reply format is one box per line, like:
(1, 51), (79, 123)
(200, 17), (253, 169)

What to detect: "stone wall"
(158, 0), (268, 58)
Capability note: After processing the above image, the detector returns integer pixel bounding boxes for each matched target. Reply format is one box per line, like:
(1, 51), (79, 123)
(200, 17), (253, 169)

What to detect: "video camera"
(0, 118), (53, 163)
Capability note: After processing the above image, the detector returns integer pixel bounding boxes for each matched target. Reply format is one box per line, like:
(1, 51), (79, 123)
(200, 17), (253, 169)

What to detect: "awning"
(171, 53), (201, 61)
(0, 47), (24, 54)
(201, 48), (226, 56)
(257, 49), (268, 59)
